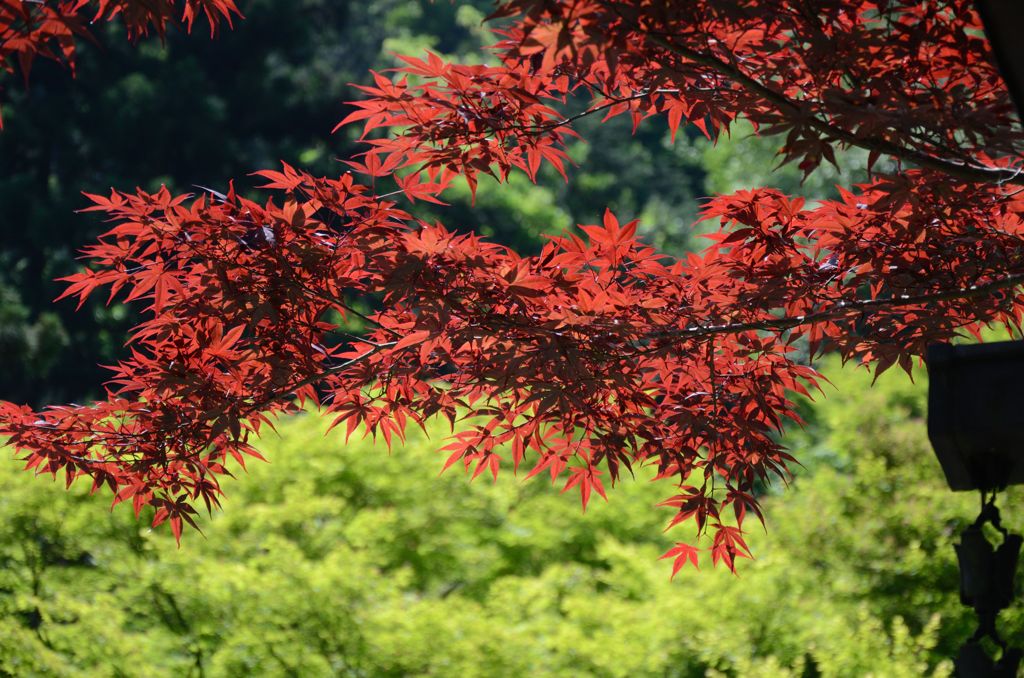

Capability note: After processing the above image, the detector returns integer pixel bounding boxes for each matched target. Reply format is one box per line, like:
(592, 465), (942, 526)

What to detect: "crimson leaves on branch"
(2, 0), (1023, 573)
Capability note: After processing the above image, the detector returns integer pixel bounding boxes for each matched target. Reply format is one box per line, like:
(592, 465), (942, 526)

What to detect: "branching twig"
(652, 273), (1024, 343)
(641, 31), (1024, 186)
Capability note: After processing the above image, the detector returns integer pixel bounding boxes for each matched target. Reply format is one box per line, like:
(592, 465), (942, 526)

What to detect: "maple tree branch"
(641, 32), (1024, 187)
(513, 88), (679, 134)
(44, 268), (1024, 470)
(51, 341), (400, 469)
(655, 273), (1024, 343)
(239, 341), (397, 419)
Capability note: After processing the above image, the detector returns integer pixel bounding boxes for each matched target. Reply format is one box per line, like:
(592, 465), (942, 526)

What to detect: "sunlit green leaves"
(2, 358), (1012, 675)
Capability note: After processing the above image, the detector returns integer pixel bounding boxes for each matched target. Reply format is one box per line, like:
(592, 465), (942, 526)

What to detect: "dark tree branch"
(642, 32), (1024, 187)
(655, 273), (1024, 343)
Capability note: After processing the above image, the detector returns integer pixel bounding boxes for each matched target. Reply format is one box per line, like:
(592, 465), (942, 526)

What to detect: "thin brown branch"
(514, 88), (679, 134)
(654, 273), (1024, 343)
(642, 32), (1024, 187)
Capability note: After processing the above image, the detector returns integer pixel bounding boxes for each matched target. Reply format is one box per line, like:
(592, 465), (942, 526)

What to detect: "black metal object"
(953, 496), (1023, 677)
(927, 341), (1024, 674)
(976, 0), (1024, 118)
(933, 6), (1024, 675)
(926, 340), (1024, 492)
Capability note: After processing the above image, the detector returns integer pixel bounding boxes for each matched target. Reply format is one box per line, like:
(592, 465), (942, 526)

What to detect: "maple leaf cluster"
(0, 0), (240, 126)
(3, 0), (1024, 572)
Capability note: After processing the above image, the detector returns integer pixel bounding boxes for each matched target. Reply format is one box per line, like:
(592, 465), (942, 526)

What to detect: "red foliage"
(3, 1), (1024, 571)
(0, 0), (240, 126)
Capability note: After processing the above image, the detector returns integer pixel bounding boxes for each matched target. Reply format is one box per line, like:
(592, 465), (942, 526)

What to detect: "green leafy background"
(2, 360), (1022, 676)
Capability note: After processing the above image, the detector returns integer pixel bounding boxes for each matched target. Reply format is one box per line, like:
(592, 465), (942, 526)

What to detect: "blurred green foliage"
(2, 358), (1019, 676)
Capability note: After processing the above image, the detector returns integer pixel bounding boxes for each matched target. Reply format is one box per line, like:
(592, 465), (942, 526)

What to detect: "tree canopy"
(2, 0), (1022, 570)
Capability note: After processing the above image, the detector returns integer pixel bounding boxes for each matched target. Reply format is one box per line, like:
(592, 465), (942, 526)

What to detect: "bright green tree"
(3, 356), (1016, 676)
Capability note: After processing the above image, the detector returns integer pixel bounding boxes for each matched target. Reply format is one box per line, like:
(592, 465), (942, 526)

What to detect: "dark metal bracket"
(954, 493), (1023, 677)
